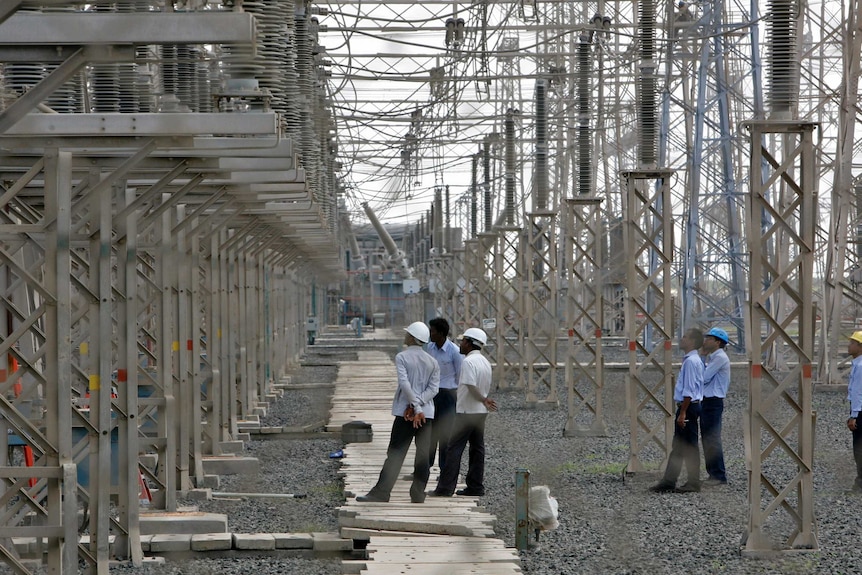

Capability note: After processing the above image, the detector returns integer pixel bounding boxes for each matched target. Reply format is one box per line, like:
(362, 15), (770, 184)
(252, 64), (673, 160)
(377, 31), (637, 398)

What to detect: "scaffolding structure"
(0, 0), (857, 569)
(0, 3), (343, 572)
(318, 0), (854, 552)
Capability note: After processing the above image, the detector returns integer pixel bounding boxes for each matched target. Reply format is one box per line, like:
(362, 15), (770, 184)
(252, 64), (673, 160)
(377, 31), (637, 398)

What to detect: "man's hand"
(412, 411), (427, 429)
(849, 417), (857, 432)
(676, 412), (687, 428)
(403, 405), (415, 421)
(484, 397), (498, 412)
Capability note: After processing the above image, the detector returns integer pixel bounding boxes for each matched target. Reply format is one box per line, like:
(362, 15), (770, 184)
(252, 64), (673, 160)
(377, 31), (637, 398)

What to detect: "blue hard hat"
(705, 327), (729, 344)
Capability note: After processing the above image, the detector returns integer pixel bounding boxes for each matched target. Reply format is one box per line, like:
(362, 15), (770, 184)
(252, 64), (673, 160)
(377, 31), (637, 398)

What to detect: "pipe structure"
(362, 201), (414, 279)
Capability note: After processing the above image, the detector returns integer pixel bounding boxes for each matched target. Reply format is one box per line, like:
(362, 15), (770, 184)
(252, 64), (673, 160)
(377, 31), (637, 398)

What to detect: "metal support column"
(622, 170), (674, 473)
(450, 248), (467, 334)
(463, 238), (482, 330)
(741, 120), (818, 554)
(524, 211), (558, 407)
(476, 232), (499, 362)
(495, 227), (525, 390)
(115, 186), (143, 564)
(563, 198), (607, 437)
(157, 193), (178, 511)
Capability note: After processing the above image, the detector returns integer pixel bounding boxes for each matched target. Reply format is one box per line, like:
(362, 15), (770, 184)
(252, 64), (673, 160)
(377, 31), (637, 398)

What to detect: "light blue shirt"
(425, 339), (462, 390)
(392, 345), (440, 418)
(848, 355), (862, 418)
(703, 348), (730, 399)
(675, 349), (704, 403)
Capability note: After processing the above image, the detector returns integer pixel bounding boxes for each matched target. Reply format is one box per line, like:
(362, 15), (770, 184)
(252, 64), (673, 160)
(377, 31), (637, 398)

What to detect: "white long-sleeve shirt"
(392, 345), (440, 418)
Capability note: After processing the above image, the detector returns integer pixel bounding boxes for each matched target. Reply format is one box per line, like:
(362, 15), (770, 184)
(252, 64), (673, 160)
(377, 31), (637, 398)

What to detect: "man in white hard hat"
(430, 327), (497, 497)
(356, 321), (440, 504)
(847, 331), (862, 493)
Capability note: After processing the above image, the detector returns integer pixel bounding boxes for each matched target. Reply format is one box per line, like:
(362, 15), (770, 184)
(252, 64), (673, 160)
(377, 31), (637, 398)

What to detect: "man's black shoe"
(676, 482), (701, 493)
(356, 494), (389, 503)
(428, 489), (453, 497)
(411, 496), (426, 503)
(649, 481), (676, 493)
(455, 488), (484, 496)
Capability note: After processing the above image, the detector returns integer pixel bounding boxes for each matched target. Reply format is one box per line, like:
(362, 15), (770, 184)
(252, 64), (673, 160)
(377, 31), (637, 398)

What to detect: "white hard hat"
(459, 327), (488, 347)
(404, 321), (430, 344)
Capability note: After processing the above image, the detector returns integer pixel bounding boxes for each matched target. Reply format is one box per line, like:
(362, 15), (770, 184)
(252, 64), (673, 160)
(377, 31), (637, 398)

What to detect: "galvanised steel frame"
(0, 8), (343, 574)
(562, 198), (607, 437)
(524, 210), (558, 407)
(622, 170), (674, 473)
(495, 227), (525, 390)
(741, 121), (818, 554)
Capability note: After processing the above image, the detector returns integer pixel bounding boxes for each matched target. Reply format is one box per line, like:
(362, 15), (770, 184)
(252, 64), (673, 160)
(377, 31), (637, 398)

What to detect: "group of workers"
(650, 326), (731, 493)
(356, 319), (496, 504)
(353, 317), (862, 501)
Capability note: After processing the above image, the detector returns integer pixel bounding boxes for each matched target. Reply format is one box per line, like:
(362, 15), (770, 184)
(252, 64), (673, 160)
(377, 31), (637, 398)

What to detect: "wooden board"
(330, 351), (521, 574)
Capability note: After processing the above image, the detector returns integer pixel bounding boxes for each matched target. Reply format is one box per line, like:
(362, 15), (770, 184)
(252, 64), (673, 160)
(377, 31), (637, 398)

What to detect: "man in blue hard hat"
(700, 327), (731, 487)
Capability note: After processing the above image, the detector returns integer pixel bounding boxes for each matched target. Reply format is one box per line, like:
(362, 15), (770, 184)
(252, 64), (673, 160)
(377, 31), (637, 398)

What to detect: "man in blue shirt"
(425, 318), (463, 471)
(700, 327), (731, 487)
(651, 328), (704, 493)
(846, 331), (862, 492)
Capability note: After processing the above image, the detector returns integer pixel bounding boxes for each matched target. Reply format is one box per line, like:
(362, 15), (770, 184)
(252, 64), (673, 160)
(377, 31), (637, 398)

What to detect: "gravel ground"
(480, 359), (861, 575)
(37, 339), (862, 574)
(106, 358), (347, 575)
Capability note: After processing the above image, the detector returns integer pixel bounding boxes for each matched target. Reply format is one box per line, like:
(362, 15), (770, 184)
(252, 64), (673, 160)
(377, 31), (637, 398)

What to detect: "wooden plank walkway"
(330, 345), (521, 574)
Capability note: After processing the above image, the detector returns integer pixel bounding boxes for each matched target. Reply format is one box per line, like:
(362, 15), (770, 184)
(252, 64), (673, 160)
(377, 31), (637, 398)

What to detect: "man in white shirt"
(357, 321), (440, 504)
(425, 317), (463, 471)
(430, 327), (497, 497)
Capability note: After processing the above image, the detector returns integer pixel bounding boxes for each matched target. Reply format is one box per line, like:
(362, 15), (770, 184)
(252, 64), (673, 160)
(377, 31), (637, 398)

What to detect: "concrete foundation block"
(202, 456), (260, 476)
(185, 488), (212, 501)
(140, 511), (228, 535)
(198, 474), (220, 489)
(232, 533), (276, 550)
(191, 533), (233, 551)
(273, 533), (314, 549)
(311, 532), (354, 552)
(218, 441), (245, 454)
(140, 534), (153, 552)
(235, 432), (251, 442)
(11, 537), (33, 556)
(149, 534), (192, 553)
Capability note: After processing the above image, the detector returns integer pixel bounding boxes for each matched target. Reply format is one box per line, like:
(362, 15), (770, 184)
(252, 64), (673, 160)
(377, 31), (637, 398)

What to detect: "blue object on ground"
(329, 449), (344, 459)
